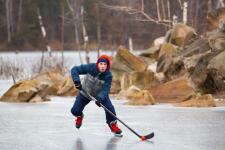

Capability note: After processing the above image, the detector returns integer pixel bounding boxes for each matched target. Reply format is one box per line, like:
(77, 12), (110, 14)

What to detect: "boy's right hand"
(74, 81), (82, 90)
(95, 101), (101, 107)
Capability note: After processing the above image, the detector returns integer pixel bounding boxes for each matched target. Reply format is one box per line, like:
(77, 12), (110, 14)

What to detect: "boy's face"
(98, 62), (108, 72)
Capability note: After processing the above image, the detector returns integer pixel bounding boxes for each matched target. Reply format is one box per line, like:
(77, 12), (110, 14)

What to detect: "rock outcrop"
(153, 19), (225, 94)
(0, 79), (50, 103)
(111, 47), (154, 95)
(126, 90), (155, 106)
(112, 46), (147, 72)
(32, 70), (64, 95)
(57, 76), (78, 96)
(207, 7), (225, 30)
(150, 76), (195, 103)
(165, 23), (197, 47)
(176, 94), (216, 107)
(116, 86), (155, 105)
(0, 70), (64, 103)
(188, 51), (225, 94)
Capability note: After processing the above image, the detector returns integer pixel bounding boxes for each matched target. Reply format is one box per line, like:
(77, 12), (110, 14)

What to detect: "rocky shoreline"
(1, 9), (225, 107)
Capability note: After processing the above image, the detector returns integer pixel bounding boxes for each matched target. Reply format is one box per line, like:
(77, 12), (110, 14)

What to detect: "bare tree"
(208, 0), (225, 11)
(18, 0), (23, 23)
(156, 0), (162, 21)
(37, 8), (52, 57)
(216, 0), (225, 8)
(66, 0), (83, 64)
(101, 1), (172, 27)
(183, 1), (188, 24)
(81, 6), (89, 64)
(167, 0), (172, 27)
(61, 2), (65, 71)
(141, 0), (144, 12)
(37, 8), (53, 72)
(161, 0), (166, 21)
(95, 3), (101, 58)
(177, 0), (183, 8)
(5, 0), (13, 43)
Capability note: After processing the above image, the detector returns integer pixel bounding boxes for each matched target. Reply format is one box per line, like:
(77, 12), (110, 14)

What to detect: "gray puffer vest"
(80, 74), (104, 99)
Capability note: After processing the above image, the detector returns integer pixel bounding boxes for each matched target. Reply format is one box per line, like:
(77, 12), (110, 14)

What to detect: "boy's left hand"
(95, 101), (101, 107)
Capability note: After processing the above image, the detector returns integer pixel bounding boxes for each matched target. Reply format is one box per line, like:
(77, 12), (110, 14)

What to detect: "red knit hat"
(96, 54), (111, 71)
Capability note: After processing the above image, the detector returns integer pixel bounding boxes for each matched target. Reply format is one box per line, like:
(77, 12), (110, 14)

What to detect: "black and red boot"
(109, 121), (122, 135)
(75, 114), (84, 129)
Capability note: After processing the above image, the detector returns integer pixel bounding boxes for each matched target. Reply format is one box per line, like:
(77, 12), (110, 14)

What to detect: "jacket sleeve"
(71, 64), (91, 83)
(97, 73), (112, 101)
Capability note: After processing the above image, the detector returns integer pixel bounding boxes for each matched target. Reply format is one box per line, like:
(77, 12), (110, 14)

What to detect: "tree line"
(0, 0), (224, 51)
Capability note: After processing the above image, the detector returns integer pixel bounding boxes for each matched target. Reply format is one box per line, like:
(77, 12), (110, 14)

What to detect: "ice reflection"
(74, 137), (121, 150)
(74, 138), (85, 150)
(105, 137), (121, 150)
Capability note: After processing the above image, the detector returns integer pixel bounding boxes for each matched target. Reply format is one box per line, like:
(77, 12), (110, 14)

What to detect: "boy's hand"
(95, 101), (101, 107)
(74, 81), (82, 90)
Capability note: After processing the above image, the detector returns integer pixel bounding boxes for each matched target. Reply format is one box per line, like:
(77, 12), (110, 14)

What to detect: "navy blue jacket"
(71, 63), (112, 101)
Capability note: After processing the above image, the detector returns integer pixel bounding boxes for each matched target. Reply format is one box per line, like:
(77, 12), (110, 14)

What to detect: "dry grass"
(31, 56), (64, 75)
(0, 56), (64, 80)
(0, 57), (23, 79)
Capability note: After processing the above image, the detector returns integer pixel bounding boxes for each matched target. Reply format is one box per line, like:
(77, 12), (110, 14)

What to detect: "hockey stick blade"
(140, 132), (154, 141)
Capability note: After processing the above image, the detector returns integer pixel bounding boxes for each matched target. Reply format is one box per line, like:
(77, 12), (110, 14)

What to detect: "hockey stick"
(81, 90), (154, 141)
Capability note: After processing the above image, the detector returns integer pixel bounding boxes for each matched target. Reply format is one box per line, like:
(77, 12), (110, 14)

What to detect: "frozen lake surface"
(0, 94), (225, 150)
(0, 80), (225, 150)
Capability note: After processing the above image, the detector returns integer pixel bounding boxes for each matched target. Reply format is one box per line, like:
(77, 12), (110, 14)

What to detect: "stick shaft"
(100, 100), (141, 138)
(82, 90), (141, 138)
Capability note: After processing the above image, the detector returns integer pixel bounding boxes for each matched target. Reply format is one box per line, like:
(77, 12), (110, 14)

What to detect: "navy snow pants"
(71, 93), (117, 124)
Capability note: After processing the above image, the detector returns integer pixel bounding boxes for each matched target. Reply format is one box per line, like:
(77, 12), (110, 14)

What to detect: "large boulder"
(207, 7), (225, 30)
(111, 71), (123, 94)
(180, 37), (211, 57)
(120, 70), (155, 91)
(153, 36), (165, 46)
(110, 80), (121, 94)
(112, 46), (147, 72)
(29, 95), (49, 103)
(156, 43), (178, 74)
(188, 51), (225, 94)
(214, 92), (225, 106)
(176, 94), (216, 107)
(158, 43), (178, 59)
(208, 50), (225, 75)
(0, 79), (49, 103)
(150, 76), (195, 103)
(155, 43), (188, 81)
(207, 27), (225, 51)
(158, 24), (225, 91)
(111, 47), (150, 94)
(116, 85), (140, 100)
(205, 16), (225, 52)
(111, 70), (123, 94)
(57, 76), (78, 96)
(162, 44), (225, 94)
(120, 73), (130, 91)
(165, 23), (197, 47)
(139, 45), (160, 60)
(116, 86), (155, 105)
(160, 37), (211, 81)
(33, 69), (64, 95)
(139, 56), (156, 66)
(126, 90), (155, 106)
(0, 69), (64, 103)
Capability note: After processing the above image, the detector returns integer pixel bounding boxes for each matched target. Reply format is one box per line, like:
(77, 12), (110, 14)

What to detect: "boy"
(70, 54), (122, 135)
